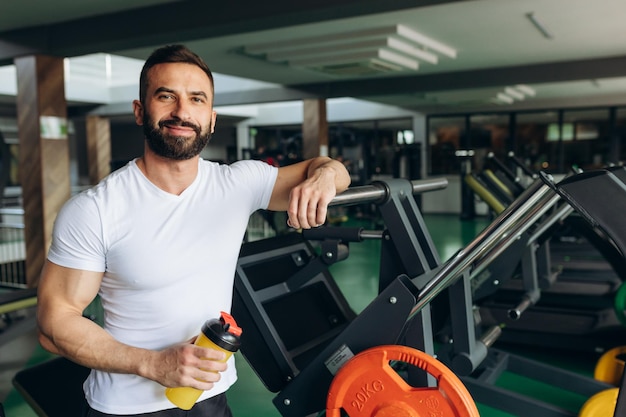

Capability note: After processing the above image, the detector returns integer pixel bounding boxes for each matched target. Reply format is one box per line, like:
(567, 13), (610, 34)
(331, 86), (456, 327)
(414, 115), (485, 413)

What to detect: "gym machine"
(232, 176), (612, 417)
(506, 153), (623, 279)
(469, 174), (626, 352)
(0, 288), (37, 351)
(468, 154), (626, 352)
(542, 168), (626, 416)
(232, 177), (450, 415)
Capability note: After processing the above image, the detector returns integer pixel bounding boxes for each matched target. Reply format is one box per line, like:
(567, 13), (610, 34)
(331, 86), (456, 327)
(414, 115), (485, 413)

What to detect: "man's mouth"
(160, 120), (200, 135)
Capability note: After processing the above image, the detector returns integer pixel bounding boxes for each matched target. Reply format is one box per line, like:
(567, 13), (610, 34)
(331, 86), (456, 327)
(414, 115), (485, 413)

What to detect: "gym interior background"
(2, 0), (626, 416)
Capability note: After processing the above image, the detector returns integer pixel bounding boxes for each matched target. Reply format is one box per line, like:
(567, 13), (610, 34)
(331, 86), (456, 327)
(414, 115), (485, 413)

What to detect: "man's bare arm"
(268, 156), (351, 229)
(37, 261), (227, 390)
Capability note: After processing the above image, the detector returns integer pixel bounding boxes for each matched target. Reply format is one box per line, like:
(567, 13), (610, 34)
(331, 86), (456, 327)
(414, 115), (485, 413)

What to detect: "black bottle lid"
(201, 311), (242, 352)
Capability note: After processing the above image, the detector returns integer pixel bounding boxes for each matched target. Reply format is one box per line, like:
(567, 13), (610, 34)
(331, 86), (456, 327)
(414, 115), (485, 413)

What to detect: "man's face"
(133, 62), (217, 160)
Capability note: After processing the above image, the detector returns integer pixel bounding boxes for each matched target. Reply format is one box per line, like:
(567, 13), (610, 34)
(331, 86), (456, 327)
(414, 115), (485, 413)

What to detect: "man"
(36, 44), (350, 416)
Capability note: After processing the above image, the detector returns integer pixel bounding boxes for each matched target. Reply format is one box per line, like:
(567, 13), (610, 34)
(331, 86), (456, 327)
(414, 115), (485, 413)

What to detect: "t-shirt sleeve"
(229, 160), (278, 210)
(47, 193), (107, 272)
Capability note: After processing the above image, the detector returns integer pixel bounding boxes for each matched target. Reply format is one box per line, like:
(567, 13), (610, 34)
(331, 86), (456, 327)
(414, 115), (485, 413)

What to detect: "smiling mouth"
(160, 120), (200, 135)
(166, 125), (194, 134)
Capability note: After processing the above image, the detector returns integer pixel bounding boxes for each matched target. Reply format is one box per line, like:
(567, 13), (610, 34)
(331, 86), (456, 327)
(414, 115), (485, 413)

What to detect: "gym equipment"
(0, 287), (37, 348)
(325, 345), (480, 417)
(234, 177), (462, 416)
(234, 175), (611, 417)
(466, 170), (619, 352)
(542, 167), (626, 405)
(468, 157), (626, 353)
(10, 297), (103, 416)
(578, 388), (619, 417)
(594, 346), (626, 385)
(579, 364), (626, 417)
(233, 178), (448, 398)
(12, 356), (90, 417)
(485, 152), (526, 197)
(0, 287), (37, 315)
(464, 173), (506, 214)
(541, 169), (626, 284)
(614, 282), (626, 327)
(506, 151), (539, 183)
(424, 179), (611, 416)
(232, 231), (359, 393)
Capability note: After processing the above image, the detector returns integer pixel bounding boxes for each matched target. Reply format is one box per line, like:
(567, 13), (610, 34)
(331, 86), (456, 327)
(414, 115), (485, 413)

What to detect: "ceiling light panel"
(515, 84), (536, 96)
(492, 84), (538, 105)
(504, 87), (525, 100)
(290, 49), (419, 71)
(240, 24), (456, 76)
(496, 93), (514, 104)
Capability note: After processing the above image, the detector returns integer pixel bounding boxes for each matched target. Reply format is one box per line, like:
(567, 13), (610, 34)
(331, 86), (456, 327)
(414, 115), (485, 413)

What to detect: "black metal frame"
(235, 175), (613, 417)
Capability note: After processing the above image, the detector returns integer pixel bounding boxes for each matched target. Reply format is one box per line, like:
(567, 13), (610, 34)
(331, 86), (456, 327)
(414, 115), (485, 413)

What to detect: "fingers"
(160, 344), (229, 390)
(287, 187), (331, 229)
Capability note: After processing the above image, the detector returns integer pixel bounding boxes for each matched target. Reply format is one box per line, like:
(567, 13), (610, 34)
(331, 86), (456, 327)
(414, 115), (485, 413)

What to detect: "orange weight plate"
(326, 345), (479, 417)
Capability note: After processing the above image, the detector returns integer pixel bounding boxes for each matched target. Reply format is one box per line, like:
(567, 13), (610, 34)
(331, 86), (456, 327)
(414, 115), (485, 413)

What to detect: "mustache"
(159, 119), (201, 134)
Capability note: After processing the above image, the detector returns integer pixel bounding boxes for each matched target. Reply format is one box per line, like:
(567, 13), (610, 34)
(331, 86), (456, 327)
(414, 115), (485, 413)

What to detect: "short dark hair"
(139, 44), (214, 104)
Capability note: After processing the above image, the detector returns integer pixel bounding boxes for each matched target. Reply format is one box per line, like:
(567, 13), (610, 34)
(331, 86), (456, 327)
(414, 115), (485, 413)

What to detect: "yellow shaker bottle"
(165, 311), (242, 410)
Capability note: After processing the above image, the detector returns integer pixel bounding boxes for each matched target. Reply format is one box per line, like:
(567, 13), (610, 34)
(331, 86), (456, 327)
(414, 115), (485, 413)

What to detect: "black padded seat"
(12, 356), (90, 417)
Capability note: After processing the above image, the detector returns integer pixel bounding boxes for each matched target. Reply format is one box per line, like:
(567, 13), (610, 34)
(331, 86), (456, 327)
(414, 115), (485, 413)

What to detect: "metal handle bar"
(487, 152), (520, 186)
(469, 189), (562, 279)
(329, 177), (448, 207)
(507, 151), (538, 179)
(302, 227), (384, 242)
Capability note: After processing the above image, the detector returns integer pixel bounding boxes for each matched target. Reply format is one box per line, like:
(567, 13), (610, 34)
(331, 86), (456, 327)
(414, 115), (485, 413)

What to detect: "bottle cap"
(201, 311), (242, 352)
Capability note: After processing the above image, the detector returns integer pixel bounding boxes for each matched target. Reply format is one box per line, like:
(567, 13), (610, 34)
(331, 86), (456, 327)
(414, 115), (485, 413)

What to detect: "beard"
(143, 113), (213, 160)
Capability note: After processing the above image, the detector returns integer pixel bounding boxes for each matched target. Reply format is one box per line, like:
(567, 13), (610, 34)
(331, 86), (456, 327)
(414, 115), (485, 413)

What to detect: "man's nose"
(171, 100), (191, 120)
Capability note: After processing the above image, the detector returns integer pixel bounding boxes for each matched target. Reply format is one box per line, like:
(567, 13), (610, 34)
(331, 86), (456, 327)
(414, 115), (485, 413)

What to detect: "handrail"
(329, 177), (448, 207)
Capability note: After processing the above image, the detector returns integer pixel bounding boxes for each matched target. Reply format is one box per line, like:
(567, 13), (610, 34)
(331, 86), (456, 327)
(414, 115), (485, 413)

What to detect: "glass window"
(248, 124), (302, 166)
(428, 116), (465, 175)
(514, 111), (559, 173)
(561, 109), (610, 171)
(469, 113), (510, 172)
(614, 107), (626, 162)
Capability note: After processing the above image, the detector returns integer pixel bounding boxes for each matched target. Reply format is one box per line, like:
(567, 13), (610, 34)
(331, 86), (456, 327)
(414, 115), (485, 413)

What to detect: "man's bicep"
(37, 261), (103, 319)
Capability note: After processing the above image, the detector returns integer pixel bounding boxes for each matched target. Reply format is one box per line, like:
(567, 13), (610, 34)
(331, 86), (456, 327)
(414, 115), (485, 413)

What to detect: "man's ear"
(211, 110), (217, 133)
(132, 100), (144, 125)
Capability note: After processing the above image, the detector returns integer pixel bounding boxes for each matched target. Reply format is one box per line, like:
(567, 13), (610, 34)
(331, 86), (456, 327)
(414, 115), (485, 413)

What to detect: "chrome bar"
(469, 191), (561, 280)
(479, 325), (502, 348)
(407, 179), (557, 320)
(359, 230), (385, 240)
(329, 177), (448, 207)
(527, 203), (572, 245)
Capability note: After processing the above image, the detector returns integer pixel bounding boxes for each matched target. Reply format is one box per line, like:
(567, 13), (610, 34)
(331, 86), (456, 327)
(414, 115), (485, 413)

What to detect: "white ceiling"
(1, 0), (625, 115)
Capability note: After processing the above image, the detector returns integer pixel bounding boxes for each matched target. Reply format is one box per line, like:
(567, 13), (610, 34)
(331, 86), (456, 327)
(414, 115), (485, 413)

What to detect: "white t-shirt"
(47, 158), (278, 414)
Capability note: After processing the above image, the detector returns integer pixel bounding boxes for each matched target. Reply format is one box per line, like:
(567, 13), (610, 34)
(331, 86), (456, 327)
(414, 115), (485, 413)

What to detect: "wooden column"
(302, 99), (328, 159)
(15, 55), (71, 287)
(86, 115), (111, 184)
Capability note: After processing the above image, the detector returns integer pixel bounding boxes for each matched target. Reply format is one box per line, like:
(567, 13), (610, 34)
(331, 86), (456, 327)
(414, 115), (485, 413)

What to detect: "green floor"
(0, 214), (614, 416)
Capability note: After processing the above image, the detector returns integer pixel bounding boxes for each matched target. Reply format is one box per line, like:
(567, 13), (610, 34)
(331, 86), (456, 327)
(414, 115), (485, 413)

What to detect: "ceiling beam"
(0, 0), (461, 65)
(208, 55), (626, 107)
(289, 55), (626, 98)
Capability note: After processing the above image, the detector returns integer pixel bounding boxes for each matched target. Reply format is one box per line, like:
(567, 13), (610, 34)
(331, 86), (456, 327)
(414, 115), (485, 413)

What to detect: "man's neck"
(136, 153), (200, 196)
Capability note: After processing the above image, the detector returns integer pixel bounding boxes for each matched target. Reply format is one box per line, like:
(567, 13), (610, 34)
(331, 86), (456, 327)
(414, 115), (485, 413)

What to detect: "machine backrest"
(551, 169), (626, 259)
(232, 232), (356, 393)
